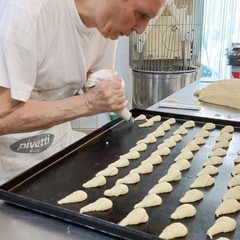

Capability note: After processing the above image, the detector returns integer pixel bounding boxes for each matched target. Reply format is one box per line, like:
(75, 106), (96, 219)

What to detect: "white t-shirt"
(0, 0), (117, 184)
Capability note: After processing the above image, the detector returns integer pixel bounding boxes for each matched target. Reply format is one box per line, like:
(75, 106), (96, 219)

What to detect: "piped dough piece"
(130, 162), (153, 174)
(175, 150), (194, 161)
(119, 208), (149, 226)
(212, 139), (229, 150)
(157, 123), (171, 131)
(152, 128), (165, 138)
(190, 174), (215, 188)
(203, 156), (223, 166)
(149, 115), (161, 122)
(162, 138), (177, 148)
(216, 238), (230, 240)
(82, 176), (106, 188)
(152, 146), (171, 156)
(209, 148), (227, 157)
(182, 120), (195, 128)
(221, 125), (234, 133)
(170, 134), (182, 142)
(158, 169), (181, 183)
(207, 216), (237, 239)
(134, 193), (162, 208)
(180, 189), (204, 203)
(142, 155), (162, 165)
(57, 190), (88, 205)
(130, 142), (148, 152)
(222, 186), (240, 201)
(194, 129), (210, 138)
(80, 197), (113, 213)
(234, 156), (240, 164)
(120, 150), (140, 160)
(232, 164), (240, 176)
(148, 182), (173, 194)
(96, 166), (118, 177)
(197, 165), (219, 176)
(193, 136), (206, 145)
(216, 132), (232, 142)
(181, 142), (200, 152)
(228, 174), (240, 188)
(137, 134), (157, 144)
(134, 114), (147, 121)
(215, 199), (240, 217)
(164, 118), (176, 125)
(171, 204), (196, 219)
(116, 173), (140, 185)
(195, 79), (240, 110)
(159, 222), (188, 240)
(104, 184), (129, 197)
(109, 157), (130, 168)
(202, 122), (216, 131)
(173, 126), (188, 135)
(168, 159), (191, 172)
(139, 119), (154, 128)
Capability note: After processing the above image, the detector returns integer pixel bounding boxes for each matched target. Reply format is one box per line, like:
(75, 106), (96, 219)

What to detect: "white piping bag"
(85, 69), (134, 122)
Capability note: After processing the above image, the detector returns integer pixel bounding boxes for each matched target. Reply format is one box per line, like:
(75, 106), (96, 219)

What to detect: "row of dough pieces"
(57, 115), (239, 239)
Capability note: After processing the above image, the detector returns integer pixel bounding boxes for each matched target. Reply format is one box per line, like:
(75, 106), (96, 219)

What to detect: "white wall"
(71, 37), (132, 131)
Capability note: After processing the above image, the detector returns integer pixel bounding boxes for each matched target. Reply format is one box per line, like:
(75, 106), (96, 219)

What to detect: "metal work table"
(1, 78), (239, 240)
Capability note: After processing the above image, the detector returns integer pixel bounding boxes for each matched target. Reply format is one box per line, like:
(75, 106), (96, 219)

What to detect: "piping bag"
(85, 69), (134, 123)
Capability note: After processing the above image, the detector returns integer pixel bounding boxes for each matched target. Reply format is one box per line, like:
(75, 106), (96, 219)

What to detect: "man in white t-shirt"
(0, 0), (168, 184)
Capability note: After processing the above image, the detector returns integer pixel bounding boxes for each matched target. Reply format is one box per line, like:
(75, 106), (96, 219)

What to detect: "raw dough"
(57, 190), (88, 205)
(120, 150), (140, 160)
(228, 174), (240, 188)
(212, 139), (229, 150)
(193, 136), (206, 145)
(221, 125), (234, 133)
(168, 159), (191, 172)
(202, 122), (216, 131)
(119, 208), (149, 226)
(80, 197), (113, 213)
(215, 199), (240, 217)
(134, 114), (147, 121)
(190, 174), (215, 188)
(170, 134), (182, 142)
(104, 184), (129, 197)
(197, 165), (219, 176)
(164, 118), (176, 125)
(109, 157), (130, 168)
(216, 238), (230, 240)
(130, 162), (153, 174)
(194, 129), (210, 138)
(209, 148), (227, 157)
(134, 193), (162, 208)
(96, 166), (118, 177)
(149, 115), (161, 122)
(180, 189), (204, 203)
(142, 155), (162, 165)
(173, 126), (188, 135)
(116, 172), (140, 185)
(162, 138), (177, 147)
(152, 128), (165, 138)
(148, 182), (173, 194)
(152, 146), (171, 156)
(203, 156), (223, 166)
(139, 119), (154, 128)
(174, 150), (194, 161)
(207, 216), (237, 239)
(158, 169), (181, 183)
(82, 176), (106, 188)
(234, 156), (240, 164)
(181, 142), (200, 152)
(232, 164), (240, 176)
(157, 123), (171, 131)
(159, 222), (188, 239)
(171, 204), (196, 219)
(130, 142), (147, 152)
(137, 134), (157, 144)
(216, 132), (232, 142)
(222, 186), (240, 201)
(182, 120), (195, 128)
(195, 79), (240, 110)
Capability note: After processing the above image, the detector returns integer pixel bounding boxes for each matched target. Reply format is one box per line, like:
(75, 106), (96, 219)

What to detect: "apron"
(0, 122), (73, 185)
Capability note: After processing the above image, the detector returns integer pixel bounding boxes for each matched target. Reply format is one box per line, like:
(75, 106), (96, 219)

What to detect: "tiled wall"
(71, 37), (132, 131)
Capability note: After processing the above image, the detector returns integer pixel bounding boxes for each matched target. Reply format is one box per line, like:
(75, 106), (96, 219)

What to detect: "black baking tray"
(1, 108), (240, 240)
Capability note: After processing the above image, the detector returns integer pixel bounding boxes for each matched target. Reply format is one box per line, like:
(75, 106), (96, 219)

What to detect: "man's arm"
(0, 78), (126, 136)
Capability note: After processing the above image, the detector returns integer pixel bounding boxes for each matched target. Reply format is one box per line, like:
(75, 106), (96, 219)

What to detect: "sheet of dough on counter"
(195, 79), (240, 110)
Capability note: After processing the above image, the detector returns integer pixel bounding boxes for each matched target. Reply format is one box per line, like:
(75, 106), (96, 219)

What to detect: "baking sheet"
(0, 109), (240, 240)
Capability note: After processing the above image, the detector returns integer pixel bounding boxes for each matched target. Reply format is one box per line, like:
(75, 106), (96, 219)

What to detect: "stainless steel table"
(1, 78), (239, 240)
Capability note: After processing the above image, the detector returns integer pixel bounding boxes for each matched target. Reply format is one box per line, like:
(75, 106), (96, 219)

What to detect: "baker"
(0, 0), (168, 184)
